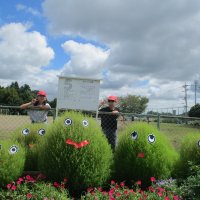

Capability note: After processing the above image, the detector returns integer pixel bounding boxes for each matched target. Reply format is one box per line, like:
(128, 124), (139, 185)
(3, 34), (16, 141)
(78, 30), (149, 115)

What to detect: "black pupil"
(150, 135), (154, 139)
(12, 148), (16, 152)
(41, 130), (45, 134)
(132, 132), (137, 136)
(67, 120), (71, 124)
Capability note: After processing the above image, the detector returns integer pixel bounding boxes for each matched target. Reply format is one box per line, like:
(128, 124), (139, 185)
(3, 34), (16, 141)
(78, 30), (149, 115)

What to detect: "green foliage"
(114, 122), (178, 187)
(119, 95), (149, 114)
(0, 140), (25, 186)
(174, 133), (200, 179)
(38, 111), (113, 194)
(188, 103), (200, 117)
(12, 123), (48, 171)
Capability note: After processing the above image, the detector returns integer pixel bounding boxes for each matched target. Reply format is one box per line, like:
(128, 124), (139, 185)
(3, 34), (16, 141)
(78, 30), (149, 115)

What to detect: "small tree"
(119, 95), (148, 114)
(188, 104), (200, 118)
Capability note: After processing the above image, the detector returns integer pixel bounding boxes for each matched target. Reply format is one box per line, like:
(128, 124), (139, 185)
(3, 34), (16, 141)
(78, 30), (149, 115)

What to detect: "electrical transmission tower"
(183, 83), (189, 115)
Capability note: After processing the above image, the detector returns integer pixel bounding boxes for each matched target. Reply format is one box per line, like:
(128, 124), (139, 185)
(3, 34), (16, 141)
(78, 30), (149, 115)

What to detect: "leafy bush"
(174, 133), (200, 179)
(38, 111), (113, 194)
(188, 103), (200, 117)
(0, 140), (25, 186)
(12, 123), (48, 171)
(114, 122), (178, 187)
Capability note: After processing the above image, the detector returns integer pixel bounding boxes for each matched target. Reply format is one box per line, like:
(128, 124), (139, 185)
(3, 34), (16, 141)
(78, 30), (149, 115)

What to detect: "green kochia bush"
(0, 140), (25, 186)
(175, 133), (200, 178)
(38, 111), (113, 193)
(114, 122), (178, 186)
(12, 123), (48, 171)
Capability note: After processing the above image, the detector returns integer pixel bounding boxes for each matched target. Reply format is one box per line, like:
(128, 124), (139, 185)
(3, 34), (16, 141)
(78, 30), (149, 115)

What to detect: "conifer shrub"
(0, 140), (25, 186)
(38, 111), (113, 194)
(12, 123), (48, 171)
(174, 133), (200, 179)
(114, 122), (178, 187)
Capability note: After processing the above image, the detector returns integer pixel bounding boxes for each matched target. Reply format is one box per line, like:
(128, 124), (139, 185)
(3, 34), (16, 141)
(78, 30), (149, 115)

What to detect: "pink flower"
(87, 187), (93, 193)
(17, 180), (22, 185)
(115, 184), (119, 189)
(111, 180), (115, 185)
(165, 197), (170, 200)
(129, 189), (136, 195)
(124, 190), (129, 195)
(120, 182), (125, 187)
(102, 191), (107, 196)
(11, 185), (17, 191)
(148, 186), (156, 192)
(98, 187), (102, 192)
(137, 180), (142, 185)
(116, 192), (121, 197)
(7, 183), (12, 189)
(18, 177), (24, 182)
(43, 198), (48, 200)
(150, 177), (156, 182)
(63, 177), (68, 182)
(109, 188), (115, 196)
(158, 192), (163, 197)
(26, 193), (33, 199)
(173, 196), (181, 200)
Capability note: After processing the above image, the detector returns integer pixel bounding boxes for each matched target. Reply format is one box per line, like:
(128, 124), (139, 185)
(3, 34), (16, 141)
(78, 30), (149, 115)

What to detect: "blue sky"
(0, 0), (200, 112)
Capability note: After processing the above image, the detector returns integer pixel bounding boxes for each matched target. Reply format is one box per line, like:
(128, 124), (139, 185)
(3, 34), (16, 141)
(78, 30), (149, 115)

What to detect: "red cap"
(107, 95), (118, 102)
(37, 90), (47, 97)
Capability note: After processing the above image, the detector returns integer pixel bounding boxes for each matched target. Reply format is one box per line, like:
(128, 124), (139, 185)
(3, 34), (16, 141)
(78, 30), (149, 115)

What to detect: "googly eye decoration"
(148, 134), (156, 144)
(131, 131), (138, 140)
(9, 145), (19, 154)
(64, 118), (73, 126)
(198, 140), (200, 147)
(38, 128), (46, 136)
(22, 128), (30, 135)
(82, 119), (89, 127)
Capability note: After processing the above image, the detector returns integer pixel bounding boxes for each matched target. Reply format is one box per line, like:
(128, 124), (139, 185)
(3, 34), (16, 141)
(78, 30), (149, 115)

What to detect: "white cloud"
(61, 40), (110, 78)
(0, 23), (54, 79)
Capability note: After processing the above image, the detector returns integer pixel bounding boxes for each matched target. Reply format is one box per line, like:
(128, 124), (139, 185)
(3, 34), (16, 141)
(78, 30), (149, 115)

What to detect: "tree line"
(0, 82), (56, 108)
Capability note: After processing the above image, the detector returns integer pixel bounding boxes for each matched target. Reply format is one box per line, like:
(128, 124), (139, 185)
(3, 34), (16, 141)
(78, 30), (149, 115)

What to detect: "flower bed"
(0, 174), (182, 200)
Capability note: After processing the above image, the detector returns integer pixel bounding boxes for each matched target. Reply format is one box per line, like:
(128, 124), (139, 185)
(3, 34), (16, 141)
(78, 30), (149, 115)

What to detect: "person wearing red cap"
(20, 90), (51, 123)
(99, 95), (120, 150)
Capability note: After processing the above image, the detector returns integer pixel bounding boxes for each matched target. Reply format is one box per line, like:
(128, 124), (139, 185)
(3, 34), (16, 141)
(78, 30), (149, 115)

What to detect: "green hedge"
(114, 122), (178, 187)
(38, 111), (113, 194)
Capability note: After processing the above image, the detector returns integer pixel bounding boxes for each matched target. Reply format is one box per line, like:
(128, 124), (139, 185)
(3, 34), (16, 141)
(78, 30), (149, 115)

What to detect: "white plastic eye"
(131, 131), (138, 140)
(9, 145), (19, 154)
(82, 120), (89, 127)
(198, 140), (200, 147)
(38, 128), (46, 136)
(22, 128), (30, 135)
(148, 134), (156, 144)
(64, 118), (72, 126)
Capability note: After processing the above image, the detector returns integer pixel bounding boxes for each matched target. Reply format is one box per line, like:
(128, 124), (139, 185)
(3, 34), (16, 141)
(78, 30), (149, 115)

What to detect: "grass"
(1, 115), (200, 150)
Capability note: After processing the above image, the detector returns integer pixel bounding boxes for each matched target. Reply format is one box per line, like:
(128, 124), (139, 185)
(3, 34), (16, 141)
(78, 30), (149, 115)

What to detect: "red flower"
(165, 197), (170, 200)
(98, 187), (102, 192)
(124, 190), (129, 195)
(87, 187), (93, 193)
(11, 185), (17, 191)
(63, 177), (68, 182)
(137, 180), (142, 185)
(26, 193), (33, 199)
(129, 189), (136, 195)
(150, 177), (156, 182)
(173, 196), (181, 200)
(7, 184), (12, 189)
(148, 186), (156, 192)
(17, 180), (22, 185)
(111, 180), (115, 185)
(115, 184), (119, 189)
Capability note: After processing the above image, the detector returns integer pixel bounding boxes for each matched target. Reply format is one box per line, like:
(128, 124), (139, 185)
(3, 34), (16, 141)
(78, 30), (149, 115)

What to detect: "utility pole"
(183, 83), (188, 115)
(194, 80), (198, 105)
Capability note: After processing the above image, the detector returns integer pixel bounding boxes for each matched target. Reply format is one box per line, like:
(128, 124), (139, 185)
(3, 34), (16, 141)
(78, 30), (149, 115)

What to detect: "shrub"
(12, 123), (48, 171)
(188, 104), (200, 117)
(0, 140), (25, 186)
(174, 133), (200, 179)
(38, 111), (113, 194)
(114, 122), (178, 187)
